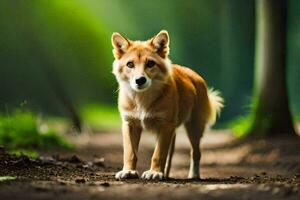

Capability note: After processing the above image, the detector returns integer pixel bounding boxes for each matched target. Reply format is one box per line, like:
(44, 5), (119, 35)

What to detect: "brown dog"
(111, 30), (223, 180)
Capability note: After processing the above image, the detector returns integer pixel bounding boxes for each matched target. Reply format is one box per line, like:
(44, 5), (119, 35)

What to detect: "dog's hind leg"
(184, 117), (205, 179)
(164, 133), (176, 178)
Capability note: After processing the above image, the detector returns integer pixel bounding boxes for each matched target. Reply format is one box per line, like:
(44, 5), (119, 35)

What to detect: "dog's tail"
(207, 89), (224, 126)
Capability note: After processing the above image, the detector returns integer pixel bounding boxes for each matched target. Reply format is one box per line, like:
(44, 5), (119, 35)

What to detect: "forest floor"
(0, 128), (300, 200)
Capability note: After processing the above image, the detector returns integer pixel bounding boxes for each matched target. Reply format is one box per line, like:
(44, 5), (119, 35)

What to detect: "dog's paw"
(141, 170), (163, 180)
(115, 170), (139, 180)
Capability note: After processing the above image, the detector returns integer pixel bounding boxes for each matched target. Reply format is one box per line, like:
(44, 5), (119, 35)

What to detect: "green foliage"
(227, 114), (253, 138)
(40, 129), (74, 149)
(0, 176), (17, 182)
(1, 0), (300, 126)
(80, 103), (121, 130)
(8, 149), (38, 159)
(0, 110), (73, 150)
(0, 0), (114, 115)
(227, 97), (257, 137)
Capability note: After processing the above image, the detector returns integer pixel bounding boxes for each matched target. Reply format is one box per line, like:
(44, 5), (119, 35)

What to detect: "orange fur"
(112, 30), (224, 180)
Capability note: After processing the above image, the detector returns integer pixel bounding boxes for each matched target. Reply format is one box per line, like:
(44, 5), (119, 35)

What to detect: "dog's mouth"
(130, 81), (151, 92)
(133, 84), (151, 92)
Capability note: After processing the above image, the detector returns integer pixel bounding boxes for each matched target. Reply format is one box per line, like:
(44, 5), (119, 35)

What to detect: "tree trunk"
(248, 0), (296, 136)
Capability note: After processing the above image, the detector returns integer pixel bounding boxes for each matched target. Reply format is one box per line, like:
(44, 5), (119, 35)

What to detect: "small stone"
(38, 156), (56, 164)
(82, 164), (90, 169)
(93, 157), (105, 167)
(56, 161), (63, 166)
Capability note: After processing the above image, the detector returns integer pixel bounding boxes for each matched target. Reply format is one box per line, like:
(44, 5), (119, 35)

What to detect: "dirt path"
(0, 129), (300, 200)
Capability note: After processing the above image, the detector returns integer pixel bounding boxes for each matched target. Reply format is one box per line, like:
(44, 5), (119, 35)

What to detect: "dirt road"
(0, 129), (299, 199)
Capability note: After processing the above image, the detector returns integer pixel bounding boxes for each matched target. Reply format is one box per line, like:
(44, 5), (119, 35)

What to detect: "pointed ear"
(151, 30), (169, 58)
(111, 32), (130, 59)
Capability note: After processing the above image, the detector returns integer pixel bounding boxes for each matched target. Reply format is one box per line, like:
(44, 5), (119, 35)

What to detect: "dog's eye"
(126, 61), (134, 68)
(146, 60), (156, 68)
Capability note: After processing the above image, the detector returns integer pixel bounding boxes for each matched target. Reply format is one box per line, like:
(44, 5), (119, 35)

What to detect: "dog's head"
(111, 30), (171, 92)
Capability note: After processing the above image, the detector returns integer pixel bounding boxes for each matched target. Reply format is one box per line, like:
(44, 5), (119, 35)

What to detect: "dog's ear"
(151, 30), (169, 58)
(111, 32), (131, 59)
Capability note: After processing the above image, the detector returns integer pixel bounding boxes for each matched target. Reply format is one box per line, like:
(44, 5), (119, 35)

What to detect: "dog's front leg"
(141, 126), (175, 180)
(115, 120), (142, 180)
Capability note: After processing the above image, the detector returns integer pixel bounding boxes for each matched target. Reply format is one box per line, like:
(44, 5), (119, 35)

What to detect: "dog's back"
(172, 64), (223, 127)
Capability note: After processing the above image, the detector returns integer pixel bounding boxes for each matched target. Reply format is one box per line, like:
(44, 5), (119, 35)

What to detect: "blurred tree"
(287, 0), (300, 117)
(248, 0), (296, 136)
(1, 0), (300, 126)
(0, 0), (114, 117)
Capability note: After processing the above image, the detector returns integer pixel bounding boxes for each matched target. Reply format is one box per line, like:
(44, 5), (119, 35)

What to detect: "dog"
(111, 30), (224, 180)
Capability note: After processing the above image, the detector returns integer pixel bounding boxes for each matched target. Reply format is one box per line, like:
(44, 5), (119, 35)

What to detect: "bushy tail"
(207, 89), (224, 126)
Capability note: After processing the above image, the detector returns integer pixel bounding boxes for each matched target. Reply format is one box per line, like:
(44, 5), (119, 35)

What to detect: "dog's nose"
(135, 76), (147, 86)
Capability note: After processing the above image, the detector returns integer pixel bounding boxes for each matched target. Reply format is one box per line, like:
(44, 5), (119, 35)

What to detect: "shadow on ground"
(0, 129), (299, 200)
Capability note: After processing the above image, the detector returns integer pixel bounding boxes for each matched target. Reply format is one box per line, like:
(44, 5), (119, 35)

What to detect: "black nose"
(135, 77), (147, 86)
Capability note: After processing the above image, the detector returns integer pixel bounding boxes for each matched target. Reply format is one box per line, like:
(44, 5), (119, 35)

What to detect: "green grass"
(0, 176), (17, 182)
(8, 149), (39, 159)
(227, 95), (300, 137)
(228, 113), (300, 138)
(0, 109), (74, 150)
(227, 114), (254, 138)
(80, 103), (121, 130)
(226, 98), (257, 138)
(295, 115), (300, 122)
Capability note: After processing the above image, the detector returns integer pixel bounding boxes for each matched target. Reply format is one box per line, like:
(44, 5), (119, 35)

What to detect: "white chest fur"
(121, 107), (167, 130)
